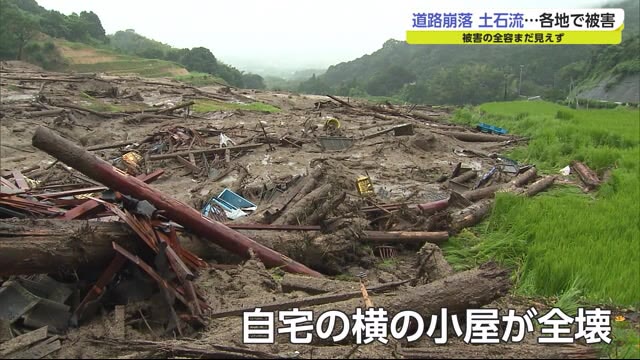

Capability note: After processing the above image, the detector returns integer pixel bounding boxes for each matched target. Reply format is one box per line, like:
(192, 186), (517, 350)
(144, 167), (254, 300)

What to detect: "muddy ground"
(0, 61), (612, 359)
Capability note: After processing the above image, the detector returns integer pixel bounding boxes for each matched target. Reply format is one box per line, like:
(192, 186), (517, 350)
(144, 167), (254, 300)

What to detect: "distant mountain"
(300, 0), (639, 105)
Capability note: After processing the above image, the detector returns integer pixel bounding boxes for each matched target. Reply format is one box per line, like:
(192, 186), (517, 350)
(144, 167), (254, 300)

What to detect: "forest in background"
(292, 0), (639, 105)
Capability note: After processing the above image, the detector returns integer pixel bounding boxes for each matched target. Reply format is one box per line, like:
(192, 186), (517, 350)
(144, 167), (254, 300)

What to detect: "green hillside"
(0, 0), (264, 87)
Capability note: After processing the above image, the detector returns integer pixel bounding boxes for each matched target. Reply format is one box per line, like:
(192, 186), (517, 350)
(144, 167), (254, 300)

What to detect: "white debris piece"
(220, 133), (236, 147)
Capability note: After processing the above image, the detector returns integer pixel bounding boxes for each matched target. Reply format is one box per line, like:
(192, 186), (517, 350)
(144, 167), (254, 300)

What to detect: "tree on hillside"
(180, 47), (218, 74)
(365, 65), (415, 96)
(79, 11), (107, 42)
(0, 1), (39, 60)
(297, 74), (331, 94)
(39, 10), (70, 39)
(241, 73), (266, 89)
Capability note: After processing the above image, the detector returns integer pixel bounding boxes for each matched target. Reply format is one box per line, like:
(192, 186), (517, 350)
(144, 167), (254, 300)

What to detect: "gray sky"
(37, 0), (602, 72)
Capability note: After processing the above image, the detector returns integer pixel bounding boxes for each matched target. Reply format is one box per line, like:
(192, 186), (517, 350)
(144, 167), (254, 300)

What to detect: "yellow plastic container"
(356, 176), (374, 196)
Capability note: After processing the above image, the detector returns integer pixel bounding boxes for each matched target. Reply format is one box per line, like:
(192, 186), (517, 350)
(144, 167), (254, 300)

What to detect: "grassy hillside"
(55, 39), (188, 77)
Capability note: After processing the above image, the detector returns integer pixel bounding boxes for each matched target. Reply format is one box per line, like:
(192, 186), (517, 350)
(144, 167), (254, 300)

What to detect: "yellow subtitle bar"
(406, 26), (623, 45)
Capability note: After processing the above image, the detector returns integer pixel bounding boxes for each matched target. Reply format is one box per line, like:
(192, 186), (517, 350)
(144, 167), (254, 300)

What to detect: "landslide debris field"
(0, 61), (600, 359)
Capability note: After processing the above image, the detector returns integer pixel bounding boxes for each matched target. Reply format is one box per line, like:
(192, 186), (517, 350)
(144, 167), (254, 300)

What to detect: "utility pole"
(518, 65), (524, 97)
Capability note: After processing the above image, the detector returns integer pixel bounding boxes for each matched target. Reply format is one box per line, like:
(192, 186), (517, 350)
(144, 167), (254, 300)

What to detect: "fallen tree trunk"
(444, 131), (513, 142)
(400, 344), (598, 359)
(0, 219), (138, 276)
(449, 170), (477, 184)
(416, 198), (449, 215)
(31, 126), (322, 277)
(462, 167), (537, 201)
(362, 231), (449, 245)
(449, 198), (494, 233)
(524, 175), (556, 197)
(207, 280), (410, 319)
(147, 143), (263, 160)
(26, 109), (65, 117)
(273, 183), (332, 225)
(304, 191), (346, 225)
(280, 273), (360, 294)
(571, 161), (600, 189)
(308, 262), (510, 342)
(263, 168), (323, 223)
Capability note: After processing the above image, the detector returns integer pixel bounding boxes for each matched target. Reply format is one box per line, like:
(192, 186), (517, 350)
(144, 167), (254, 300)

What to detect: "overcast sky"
(37, 0), (604, 71)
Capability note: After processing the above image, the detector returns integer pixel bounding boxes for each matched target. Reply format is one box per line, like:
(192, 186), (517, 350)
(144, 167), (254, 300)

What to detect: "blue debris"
(477, 123), (508, 135)
(202, 188), (257, 220)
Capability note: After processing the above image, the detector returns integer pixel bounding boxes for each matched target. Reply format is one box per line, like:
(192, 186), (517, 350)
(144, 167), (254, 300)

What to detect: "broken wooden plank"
(280, 274), (360, 294)
(362, 231), (449, 244)
(114, 305), (125, 340)
(72, 254), (127, 325)
(112, 242), (190, 307)
(6, 337), (61, 359)
(0, 326), (48, 357)
(326, 94), (353, 107)
(59, 169), (164, 220)
(0, 177), (18, 191)
(208, 280), (409, 319)
(86, 140), (142, 151)
(444, 131), (513, 142)
(148, 143), (264, 161)
(25, 109), (65, 117)
(400, 344), (598, 359)
(175, 155), (200, 174)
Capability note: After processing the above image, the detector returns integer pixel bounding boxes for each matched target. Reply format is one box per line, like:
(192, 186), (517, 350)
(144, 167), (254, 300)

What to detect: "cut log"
(280, 274), (360, 294)
(30, 127), (323, 277)
(309, 262), (510, 342)
(148, 143), (263, 161)
(462, 184), (503, 202)
(444, 131), (512, 142)
(87, 140), (142, 151)
(326, 94), (353, 107)
(449, 199), (494, 233)
(362, 231), (449, 245)
(260, 169), (322, 223)
(0, 219), (138, 276)
(463, 167), (537, 201)
(26, 109), (65, 117)
(571, 161), (600, 189)
(416, 198), (449, 215)
(508, 167), (538, 188)
(207, 280), (409, 319)
(449, 170), (477, 184)
(400, 344), (598, 359)
(272, 183), (332, 225)
(524, 175), (556, 196)
(305, 191), (346, 225)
